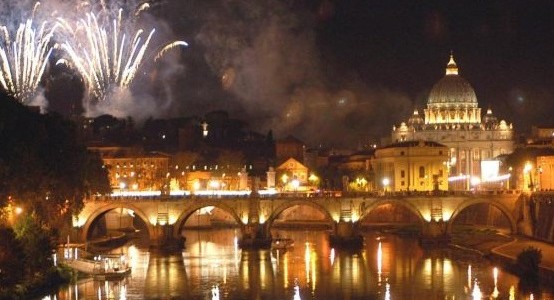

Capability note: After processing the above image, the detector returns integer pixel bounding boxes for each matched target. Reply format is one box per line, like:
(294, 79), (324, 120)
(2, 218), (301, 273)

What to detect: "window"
(401, 170), (405, 178)
(400, 151), (405, 156)
(419, 166), (425, 178)
(401, 181), (405, 186)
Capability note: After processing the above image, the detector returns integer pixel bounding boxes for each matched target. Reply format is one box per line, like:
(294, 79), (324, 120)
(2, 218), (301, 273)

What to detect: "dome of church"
(427, 54), (478, 108)
(408, 109), (424, 126)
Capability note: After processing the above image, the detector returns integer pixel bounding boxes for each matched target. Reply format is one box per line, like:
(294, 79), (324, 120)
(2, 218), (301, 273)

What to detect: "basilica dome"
(427, 54), (478, 108)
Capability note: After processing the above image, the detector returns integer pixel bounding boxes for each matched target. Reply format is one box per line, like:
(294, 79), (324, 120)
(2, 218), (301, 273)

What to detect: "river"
(45, 229), (553, 299)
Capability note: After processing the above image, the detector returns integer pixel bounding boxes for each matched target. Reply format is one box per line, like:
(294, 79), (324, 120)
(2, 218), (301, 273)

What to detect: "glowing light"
(197, 206), (214, 215)
(169, 190), (191, 196)
(448, 174), (470, 182)
(193, 190), (251, 196)
(58, 7), (187, 103)
(168, 214), (177, 225)
(259, 213), (266, 224)
(467, 265), (472, 290)
(154, 41), (188, 61)
(293, 282), (301, 300)
(193, 181), (201, 190)
(351, 211), (360, 222)
(258, 189), (278, 196)
(14, 206), (23, 215)
(291, 179), (300, 190)
(509, 286), (515, 300)
(472, 279), (482, 300)
(492, 267), (499, 298)
(524, 162), (532, 173)
(384, 283), (391, 300)
(470, 176), (481, 186)
(72, 215), (86, 227)
(209, 180), (220, 189)
(382, 178), (390, 187)
(211, 285), (220, 300)
(377, 241), (383, 283)
(330, 248), (335, 265)
(482, 174), (511, 183)
(240, 214), (248, 225)
(0, 6), (57, 104)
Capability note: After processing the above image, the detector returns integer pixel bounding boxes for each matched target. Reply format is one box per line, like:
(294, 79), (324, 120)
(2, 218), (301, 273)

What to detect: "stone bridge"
(71, 191), (533, 249)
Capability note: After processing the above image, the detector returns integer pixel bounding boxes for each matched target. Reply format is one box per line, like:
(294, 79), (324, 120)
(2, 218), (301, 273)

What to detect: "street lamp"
(291, 179), (300, 192)
(470, 176), (481, 190)
(382, 177), (390, 193)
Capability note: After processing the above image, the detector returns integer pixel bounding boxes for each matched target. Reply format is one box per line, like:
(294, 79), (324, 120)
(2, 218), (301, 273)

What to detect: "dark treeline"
(0, 93), (111, 298)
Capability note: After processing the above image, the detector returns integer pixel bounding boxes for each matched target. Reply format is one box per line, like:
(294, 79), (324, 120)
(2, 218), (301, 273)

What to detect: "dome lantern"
(446, 52), (458, 75)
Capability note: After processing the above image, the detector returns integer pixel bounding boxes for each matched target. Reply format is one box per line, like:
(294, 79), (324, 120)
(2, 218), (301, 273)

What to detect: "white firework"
(0, 17), (57, 103)
(58, 4), (187, 103)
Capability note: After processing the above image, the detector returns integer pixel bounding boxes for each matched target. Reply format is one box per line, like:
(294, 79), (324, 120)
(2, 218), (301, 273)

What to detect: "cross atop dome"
(446, 51), (458, 75)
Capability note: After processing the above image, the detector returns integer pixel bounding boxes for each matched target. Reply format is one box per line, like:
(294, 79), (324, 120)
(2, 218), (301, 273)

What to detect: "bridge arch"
(81, 203), (155, 242)
(446, 199), (517, 234)
(359, 199), (426, 226)
(173, 201), (243, 239)
(265, 199), (335, 229)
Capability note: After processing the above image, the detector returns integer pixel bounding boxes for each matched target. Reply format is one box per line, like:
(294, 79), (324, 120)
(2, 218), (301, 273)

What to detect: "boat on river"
(61, 250), (132, 281)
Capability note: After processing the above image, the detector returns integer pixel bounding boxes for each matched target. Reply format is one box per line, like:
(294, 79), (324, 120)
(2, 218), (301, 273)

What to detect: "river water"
(46, 229), (552, 300)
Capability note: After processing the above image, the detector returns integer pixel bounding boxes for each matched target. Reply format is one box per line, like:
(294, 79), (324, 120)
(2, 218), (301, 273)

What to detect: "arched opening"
(266, 201), (334, 249)
(268, 201), (334, 230)
(359, 200), (424, 235)
(448, 202), (516, 235)
(176, 203), (243, 255)
(83, 205), (153, 249)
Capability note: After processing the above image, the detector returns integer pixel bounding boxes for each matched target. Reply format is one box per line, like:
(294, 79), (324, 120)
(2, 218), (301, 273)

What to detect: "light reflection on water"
(47, 229), (552, 299)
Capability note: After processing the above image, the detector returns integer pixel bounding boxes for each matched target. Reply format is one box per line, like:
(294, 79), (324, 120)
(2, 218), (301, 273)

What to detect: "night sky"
(42, 0), (554, 147)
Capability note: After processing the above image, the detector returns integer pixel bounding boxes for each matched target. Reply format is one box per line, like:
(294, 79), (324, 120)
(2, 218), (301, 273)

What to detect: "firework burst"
(0, 9), (57, 104)
(58, 4), (188, 103)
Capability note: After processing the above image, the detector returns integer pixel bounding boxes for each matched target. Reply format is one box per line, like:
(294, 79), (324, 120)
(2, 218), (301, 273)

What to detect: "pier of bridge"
(70, 191), (531, 250)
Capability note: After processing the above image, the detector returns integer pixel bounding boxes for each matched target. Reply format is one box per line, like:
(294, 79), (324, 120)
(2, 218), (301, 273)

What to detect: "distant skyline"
(40, 0), (554, 147)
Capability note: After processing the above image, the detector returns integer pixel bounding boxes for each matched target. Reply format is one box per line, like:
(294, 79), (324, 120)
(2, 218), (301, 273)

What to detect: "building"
(372, 141), (449, 192)
(276, 157), (310, 192)
(537, 156), (554, 190)
(275, 135), (305, 165)
(89, 146), (170, 192)
(392, 54), (514, 189)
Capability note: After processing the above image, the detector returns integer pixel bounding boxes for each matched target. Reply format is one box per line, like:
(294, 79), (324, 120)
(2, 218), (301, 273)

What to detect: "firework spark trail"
(0, 14), (57, 104)
(58, 5), (188, 103)
(58, 11), (156, 101)
(154, 41), (189, 62)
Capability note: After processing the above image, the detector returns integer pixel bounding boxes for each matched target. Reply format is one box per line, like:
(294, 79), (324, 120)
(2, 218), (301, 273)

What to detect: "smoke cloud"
(1, 0), (415, 147)
(188, 0), (412, 147)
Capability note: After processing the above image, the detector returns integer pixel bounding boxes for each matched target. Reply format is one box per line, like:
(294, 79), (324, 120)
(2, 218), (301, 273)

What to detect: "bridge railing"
(88, 189), (522, 202)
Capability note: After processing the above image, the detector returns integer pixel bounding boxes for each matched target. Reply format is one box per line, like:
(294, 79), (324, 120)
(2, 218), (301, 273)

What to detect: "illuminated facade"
(90, 146), (170, 192)
(373, 141), (449, 192)
(276, 157), (309, 191)
(537, 156), (554, 190)
(392, 54), (514, 188)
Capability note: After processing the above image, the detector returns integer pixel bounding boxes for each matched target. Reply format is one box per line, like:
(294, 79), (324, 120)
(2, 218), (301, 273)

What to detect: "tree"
(0, 226), (25, 286)
(0, 93), (111, 228)
(13, 214), (55, 276)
